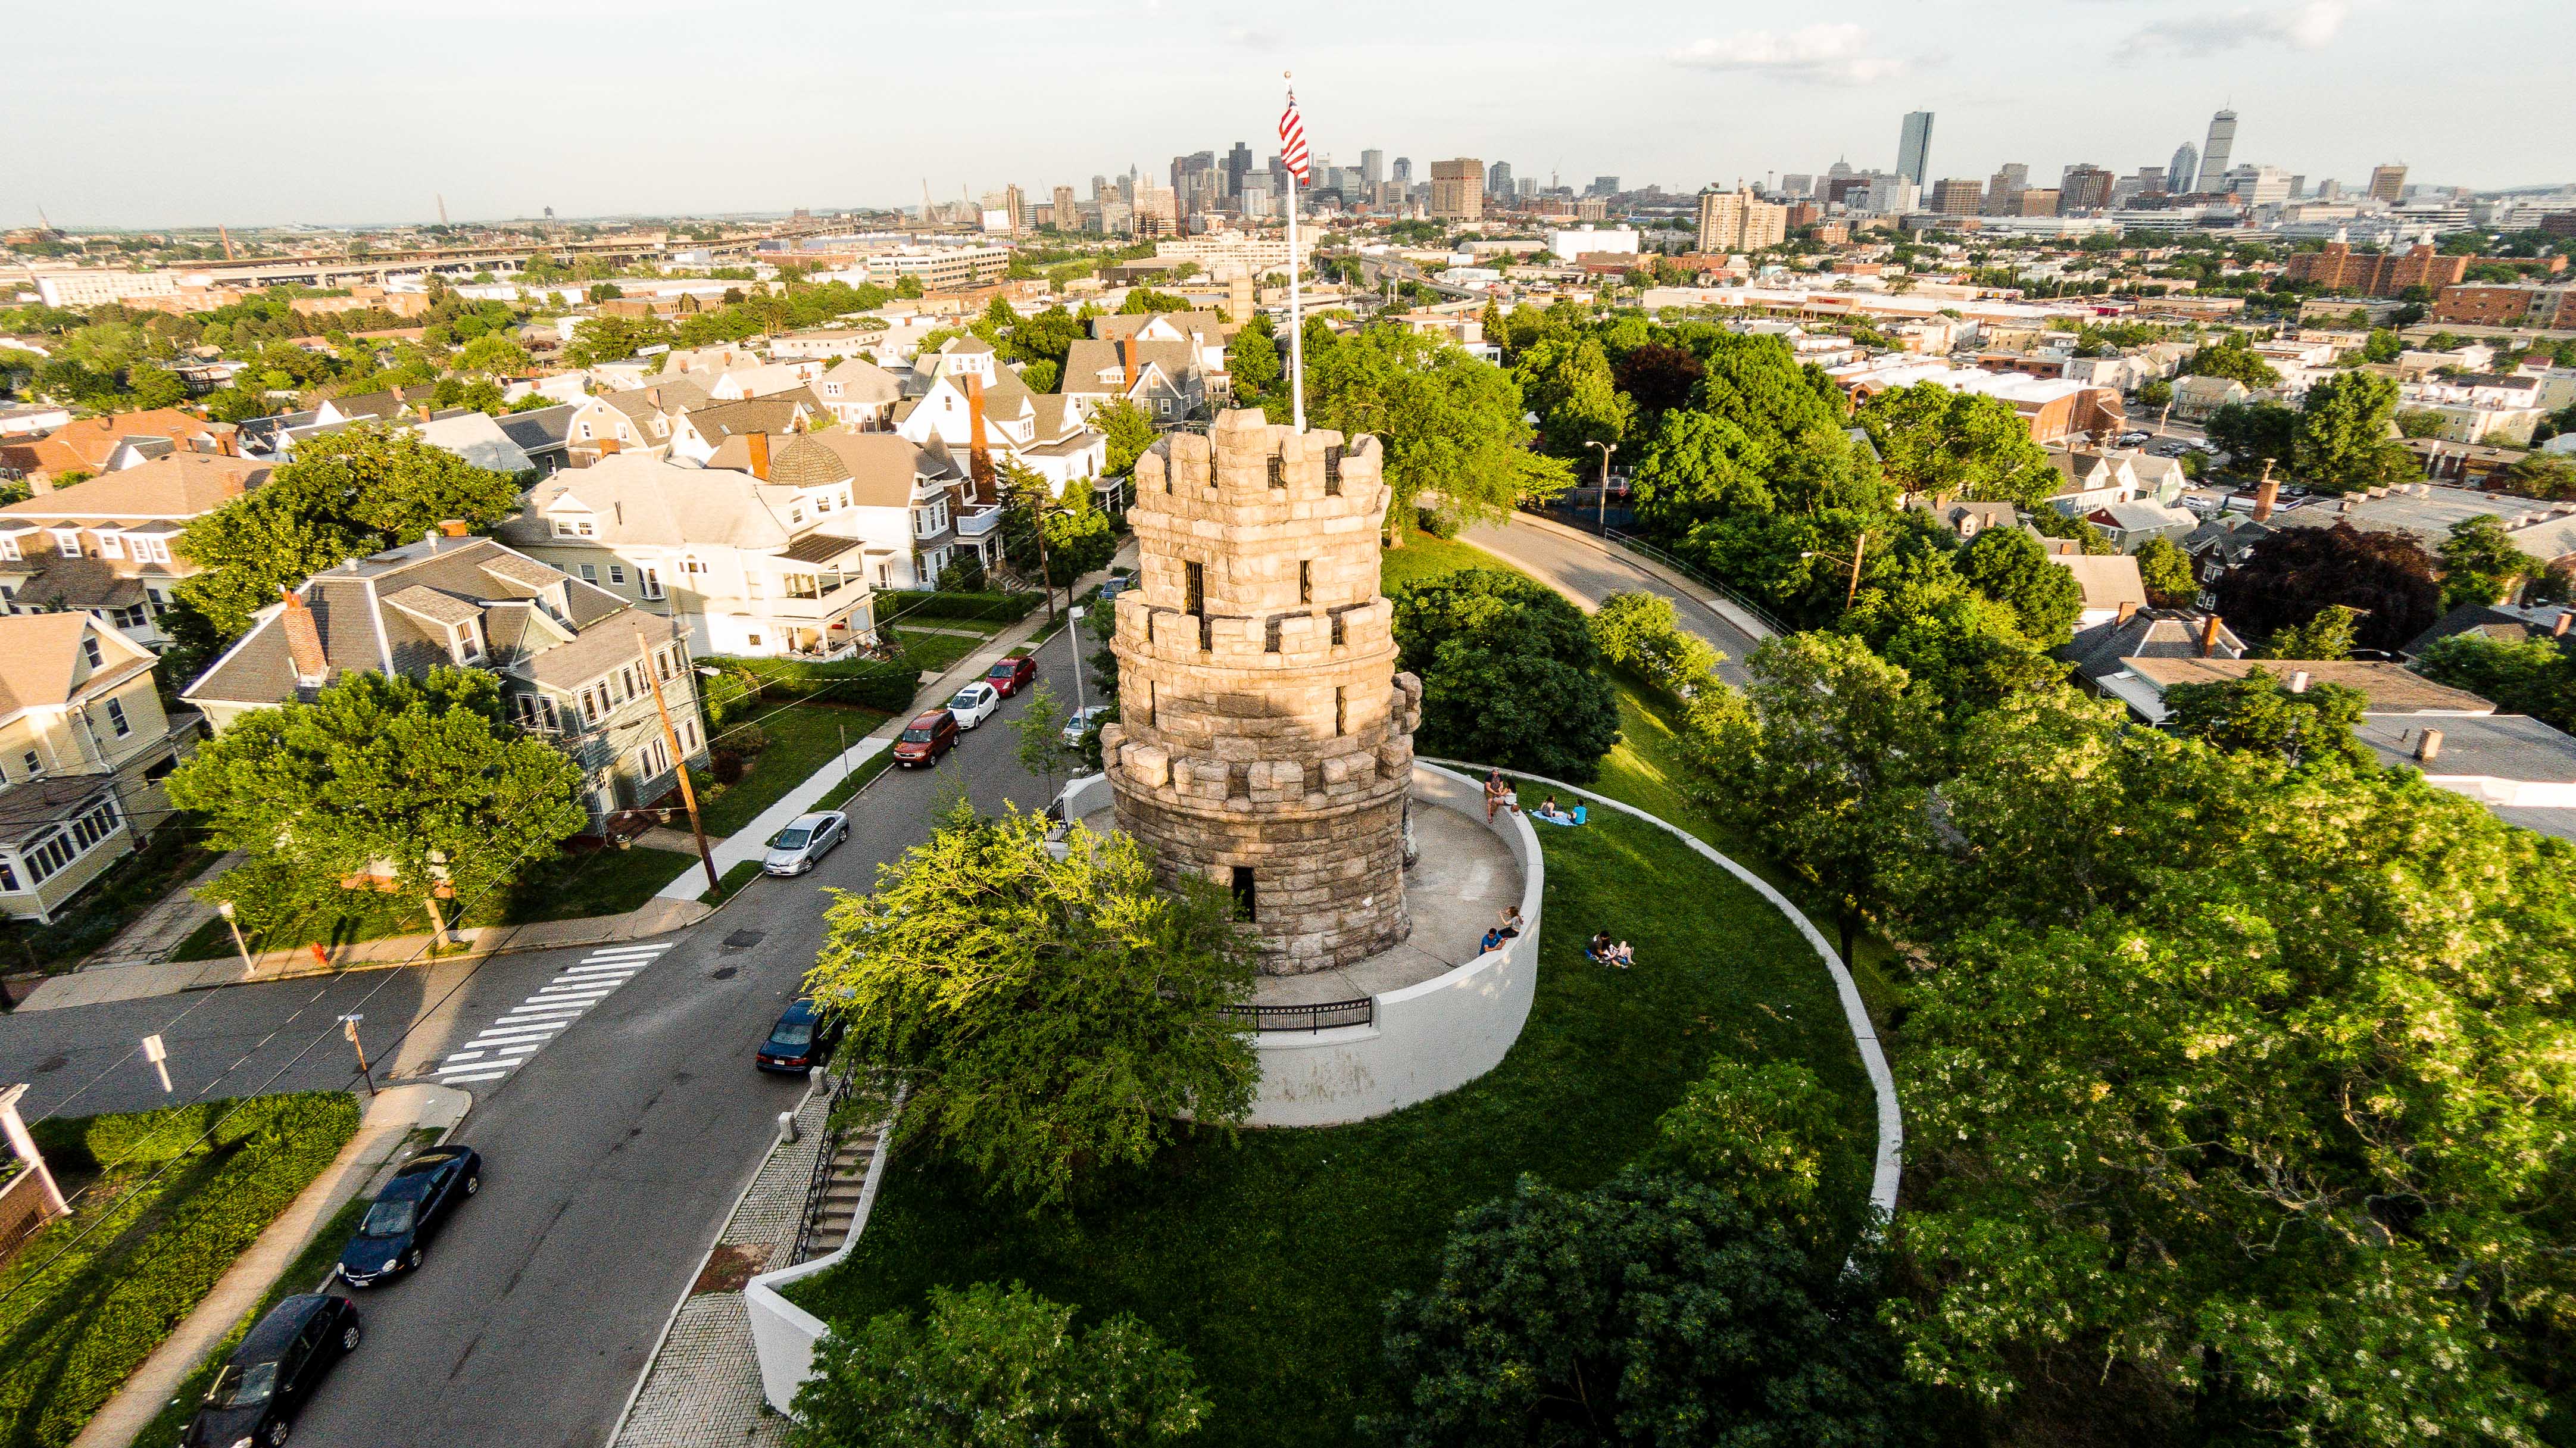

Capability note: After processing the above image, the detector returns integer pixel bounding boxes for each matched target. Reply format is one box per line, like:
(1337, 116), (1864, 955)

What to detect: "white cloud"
(1669, 24), (1906, 85)
(2134, 0), (2349, 54)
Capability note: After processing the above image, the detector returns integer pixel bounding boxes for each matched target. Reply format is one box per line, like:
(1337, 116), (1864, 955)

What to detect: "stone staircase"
(798, 1123), (880, 1262)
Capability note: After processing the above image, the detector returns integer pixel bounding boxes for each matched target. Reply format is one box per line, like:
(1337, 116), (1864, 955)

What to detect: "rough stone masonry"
(1103, 408), (1421, 973)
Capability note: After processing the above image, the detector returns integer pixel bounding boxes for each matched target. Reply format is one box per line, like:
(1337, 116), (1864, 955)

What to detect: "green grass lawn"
(0, 1093), (360, 1448)
(169, 845), (698, 962)
(701, 702), (888, 837)
(1377, 525), (1501, 592)
(790, 807), (1875, 1448)
(883, 626), (984, 675)
(133, 1193), (369, 1448)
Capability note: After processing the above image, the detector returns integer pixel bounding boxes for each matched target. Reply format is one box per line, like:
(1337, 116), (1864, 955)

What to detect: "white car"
(1061, 705), (1113, 748)
(762, 812), (848, 876)
(948, 681), (1001, 730)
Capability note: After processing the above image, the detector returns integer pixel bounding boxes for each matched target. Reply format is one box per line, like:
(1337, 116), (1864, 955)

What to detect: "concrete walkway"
(76, 851), (241, 972)
(68, 1082), (472, 1448)
(1465, 513), (1773, 688)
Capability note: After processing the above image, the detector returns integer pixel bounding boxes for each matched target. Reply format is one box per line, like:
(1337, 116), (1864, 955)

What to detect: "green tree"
(2494, 453), (2576, 501)
(2203, 400), (2297, 472)
(124, 361), (188, 410)
(2162, 664), (2374, 770)
(2439, 514), (2536, 608)
(564, 314), (672, 369)
(175, 424), (522, 641)
(2134, 376), (2174, 409)
(2394, 407), (2449, 438)
(457, 334), (531, 376)
(2185, 334), (2282, 388)
(1511, 333), (1629, 457)
(2412, 633), (2576, 730)
(1587, 591), (1722, 702)
(792, 1281), (1209, 1448)
(1858, 382), (2059, 505)
(1303, 327), (1571, 537)
(167, 669), (588, 947)
(2133, 534), (2196, 606)
(1372, 1172), (1918, 1448)
(2210, 522), (2441, 656)
(1092, 398), (1156, 478)
(2260, 601), (2362, 660)
(1648, 1059), (1842, 1245)
(1388, 569), (1620, 782)
(2294, 370), (2415, 494)
(805, 803), (1257, 1209)
(1626, 409), (1773, 535)
(1952, 527), (2083, 644)
(1226, 313), (1281, 409)
(1688, 632), (1943, 956)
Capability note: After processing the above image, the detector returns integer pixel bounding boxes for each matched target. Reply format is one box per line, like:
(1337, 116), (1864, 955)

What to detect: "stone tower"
(1101, 409), (1420, 974)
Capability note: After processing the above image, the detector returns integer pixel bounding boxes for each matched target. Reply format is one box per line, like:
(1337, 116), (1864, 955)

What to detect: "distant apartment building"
(1929, 179), (1982, 217)
(1897, 111), (1935, 187)
(2368, 164), (2408, 204)
(30, 270), (182, 309)
(1429, 160), (1484, 221)
(2058, 166), (2115, 213)
(2431, 283), (2576, 329)
(2282, 243), (2468, 298)
(1696, 188), (1788, 253)
(860, 245), (1011, 292)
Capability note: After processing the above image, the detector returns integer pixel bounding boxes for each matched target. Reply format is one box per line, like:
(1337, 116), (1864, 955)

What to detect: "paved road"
(0, 620), (1094, 1448)
(1463, 516), (1767, 688)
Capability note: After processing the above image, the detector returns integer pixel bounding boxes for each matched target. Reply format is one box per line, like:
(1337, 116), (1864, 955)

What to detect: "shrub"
(698, 656), (921, 716)
(876, 589), (1041, 625)
(1590, 590), (1723, 701)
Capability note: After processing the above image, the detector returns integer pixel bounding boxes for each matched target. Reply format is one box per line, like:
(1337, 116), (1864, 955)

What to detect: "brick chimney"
(1121, 339), (1138, 395)
(2115, 600), (2139, 625)
(2556, 611), (2572, 639)
(2200, 613), (2224, 657)
(2288, 669), (2310, 693)
(279, 588), (329, 687)
(747, 430), (771, 480)
(2416, 728), (2443, 763)
(438, 519), (468, 538)
(2253, 475), (2278, 523)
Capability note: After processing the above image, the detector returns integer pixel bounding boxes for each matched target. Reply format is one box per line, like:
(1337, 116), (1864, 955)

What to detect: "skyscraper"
(1590, 176), (1620, 196)
(2168, 143), (2199, 196)
(1391, 156), (1412, 184)
(1985, 162), (2028, 215)
(1429, 159), (1484, 220)
(1896, 111), (1934, 187)
(2368, 164), (2408, 203)
(1053, 185), (1076, 229)
(1226, 141), (1253, 199)
(1360, 149), (1384, 186)
(1487, 160), (1514, 198)
(2057, 165), (2114, 213)
(2194, 110), (2236, 193)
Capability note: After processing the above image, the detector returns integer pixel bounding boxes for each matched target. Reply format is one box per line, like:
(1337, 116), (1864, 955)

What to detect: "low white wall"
(1245, 763), (1544, 1126)
(744, 1084), (908, 1415)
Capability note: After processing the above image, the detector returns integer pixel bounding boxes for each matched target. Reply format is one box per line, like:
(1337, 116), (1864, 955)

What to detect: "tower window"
(1267, 454), (1285, 488)
(1331, 611), (1346, 647)
(1335, 685), (1347, 737)
(1324, 444), (1344, 495)
(1231, 866), (1257, 922)
(1299, 560), (1312, 604)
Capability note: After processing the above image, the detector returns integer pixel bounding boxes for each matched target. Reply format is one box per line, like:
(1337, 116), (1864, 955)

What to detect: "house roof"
(822, 358), (903, 406)
(599, 379), (711, 423)
(2402, 601), (2572, 659)
(2085, 498), (2197, 533)
(494, 403), (577, 452)
(326, 388), (421, 423)
(185, 535), (644, 707)
(2048, 553), (2150, 610)
(0, 773), (122, 848)
(2065, 610), (2244, 681)
(414, 411), (536, 475)
(497, 452), (804, 553)
(684, 397), (811, 443)
(2358, 713), (2576, 786)
(2120, 657), (2497, 714)
(0, 453), (268, 522)
(1060, 338), (1201, 397)
(0, 410), (223, 476)
(0, 612), (152, 720)
(757, 433), (951, 507)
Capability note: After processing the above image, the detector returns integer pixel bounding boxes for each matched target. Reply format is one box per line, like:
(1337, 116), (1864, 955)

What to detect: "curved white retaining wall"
(1431, 760), (1903, 1222)
(745, 1082), (908, 1416)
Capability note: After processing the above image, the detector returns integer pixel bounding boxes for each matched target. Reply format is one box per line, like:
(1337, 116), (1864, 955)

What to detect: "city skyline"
(8, 0), (2574, 228)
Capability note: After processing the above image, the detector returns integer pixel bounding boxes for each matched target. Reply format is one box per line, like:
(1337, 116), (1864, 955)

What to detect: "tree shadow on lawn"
(796, 807), (1880, 1448)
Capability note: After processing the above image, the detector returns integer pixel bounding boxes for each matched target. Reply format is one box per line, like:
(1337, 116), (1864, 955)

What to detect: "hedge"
(0, 1092), (362, 1448)
(700, 656), (922, 716)
(878, 589), (1041, 624)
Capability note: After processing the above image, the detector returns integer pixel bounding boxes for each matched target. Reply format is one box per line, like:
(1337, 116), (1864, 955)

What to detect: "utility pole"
(1586, 439), (1618, 535)
(1844, 530), (1869, 611)
(638, 629), (722, 899)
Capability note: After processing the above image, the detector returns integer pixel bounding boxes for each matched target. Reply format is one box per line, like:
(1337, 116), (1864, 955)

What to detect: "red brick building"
(2431, 283), (2576, 329)
(2282, 242), (2467, 298)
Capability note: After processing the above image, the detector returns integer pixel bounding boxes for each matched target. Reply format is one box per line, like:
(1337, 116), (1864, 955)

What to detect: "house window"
(95, 532), (123, 559)
(0, 536), (18, 560)
(745, 632), (764, 648)
(105, 698), (129, 736)
(21, 750), (39, 776)
(1157, 399), (1171, 417)
(82, 636), (102, 668)
(633, 737), (672, 782)
(641, 567), (664, 600)
(578, 421), (594, 439)
(0, 860), (15, 892)
(610, 564), (626, 585)
(53, 528), (82, 556)
(458, 622), (484, 663)
(578, 563), (598, 582)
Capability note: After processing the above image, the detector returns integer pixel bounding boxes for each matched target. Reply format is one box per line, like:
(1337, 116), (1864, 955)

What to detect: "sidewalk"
(13, 895), (714, 1012)
(610, 1081), (838, 1447)
(77, 851), (241, 971)
(68, 1082), (472, 1448)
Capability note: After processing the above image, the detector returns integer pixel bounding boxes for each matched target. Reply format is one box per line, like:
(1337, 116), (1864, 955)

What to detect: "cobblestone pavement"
(612, 1080), (835, 1447)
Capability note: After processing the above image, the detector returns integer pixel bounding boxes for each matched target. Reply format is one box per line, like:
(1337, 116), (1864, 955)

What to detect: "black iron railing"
(1601, 528), (1795, 639)
(1222, 998), (1375, 1032)
(789, 1073), (857, 1266)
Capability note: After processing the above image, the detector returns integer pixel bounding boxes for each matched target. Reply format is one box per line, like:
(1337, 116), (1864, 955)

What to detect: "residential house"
(496, 446), (883, 660)
(561, 380), (710, 464)
(2082, 497), (2200, 550)
(1057, 337), (1212, 425)
(0, 613), (199, 923)
(2093, 656), (2493, 727)
(183, 533), (707, 827)
(2064, 608), (2245, 691)
(499, 372), (590, 409)
(414, 411), (536, 476)
(1092, 311), (1231, 378)
(770, 329), (894, 363)
(707, 432), (986, 591)
(495, 404), (579, 478)
(892, 339), (1107, 497)
(0, 453), (271, 646)
(814, 358), (903, 430)
(1903, 495), (2018, 540)
(2046, 448), (2147, 517)
(2172, 374), (2249, 420)
(2359, 713), (2576, 841)
(1, 410), (233, 488)
(705, 361), (824, 400)
(668, 396), (820, 464)
(2049, 553), (2150, 628)
(2400, 601), (2574, 659)
(2269, 482), (2576, 570)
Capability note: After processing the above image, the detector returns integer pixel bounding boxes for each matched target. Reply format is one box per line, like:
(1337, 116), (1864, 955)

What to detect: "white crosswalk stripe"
(432, 941), (673, 1086)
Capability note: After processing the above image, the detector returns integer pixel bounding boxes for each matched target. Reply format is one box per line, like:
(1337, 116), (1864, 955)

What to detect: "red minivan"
(892, 709), (959, 767)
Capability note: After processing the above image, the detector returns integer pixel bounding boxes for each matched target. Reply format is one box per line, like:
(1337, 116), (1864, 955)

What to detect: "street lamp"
(1066, 606), (1087, 716)
(1585, 439), (1618, 535)
(1800, 530), (1873, 611)
(216, 899), (256, 982)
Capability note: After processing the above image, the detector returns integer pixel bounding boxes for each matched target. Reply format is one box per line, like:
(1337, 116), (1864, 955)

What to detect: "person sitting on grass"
(1586, 931), (1633, 969)
(1531, 795), (1578, 826)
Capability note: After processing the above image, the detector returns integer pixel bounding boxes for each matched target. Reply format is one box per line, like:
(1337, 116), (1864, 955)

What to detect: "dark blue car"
(182, 1293), (360, 1447)
(756, 997), (839, 1073)
(337, 1146), (481, 1287)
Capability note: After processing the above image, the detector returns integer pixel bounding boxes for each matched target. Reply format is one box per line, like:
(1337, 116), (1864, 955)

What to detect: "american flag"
(1278, 85), (1310, 185)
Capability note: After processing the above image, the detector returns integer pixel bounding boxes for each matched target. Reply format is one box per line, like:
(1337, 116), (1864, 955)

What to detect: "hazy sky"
(9, 0), (2571, 229)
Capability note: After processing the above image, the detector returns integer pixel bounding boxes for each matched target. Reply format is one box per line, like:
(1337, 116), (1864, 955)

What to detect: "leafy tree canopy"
(2210, 522), (2440, 656)
(1858, 383), (2059, 505)
(2162, 663), (2375, 771)
(1301, 326), (1572, 528)
(1388, 569), (1621, 781)
(2294, 371), (2416, 494)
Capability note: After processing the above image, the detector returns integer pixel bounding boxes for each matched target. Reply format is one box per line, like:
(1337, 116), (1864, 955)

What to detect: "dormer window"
(95, 530), (123, 559)
(82, 636), (102, 668)
(52, 528), (82, 557)
(553, 518), (595, 538)
(457, 620), (485, 664)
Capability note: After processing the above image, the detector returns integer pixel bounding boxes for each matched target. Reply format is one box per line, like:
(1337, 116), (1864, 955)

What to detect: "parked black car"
(755, 997), (841, 1073)
(182, 1293), (360, 1448)
(336, 1146), (482, 1287)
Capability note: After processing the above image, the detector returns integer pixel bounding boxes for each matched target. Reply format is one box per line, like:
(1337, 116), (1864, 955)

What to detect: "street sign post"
(140, 1033), (172, 1094)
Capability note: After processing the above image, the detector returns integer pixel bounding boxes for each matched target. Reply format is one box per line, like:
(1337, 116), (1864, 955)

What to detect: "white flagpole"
(1285, 72), (1306, 434)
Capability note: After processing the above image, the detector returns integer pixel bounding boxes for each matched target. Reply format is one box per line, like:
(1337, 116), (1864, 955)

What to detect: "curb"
(1492, 512), (1781, 645)
(1427, 757), (1902, 1224)
(174, 903), (715, 994)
